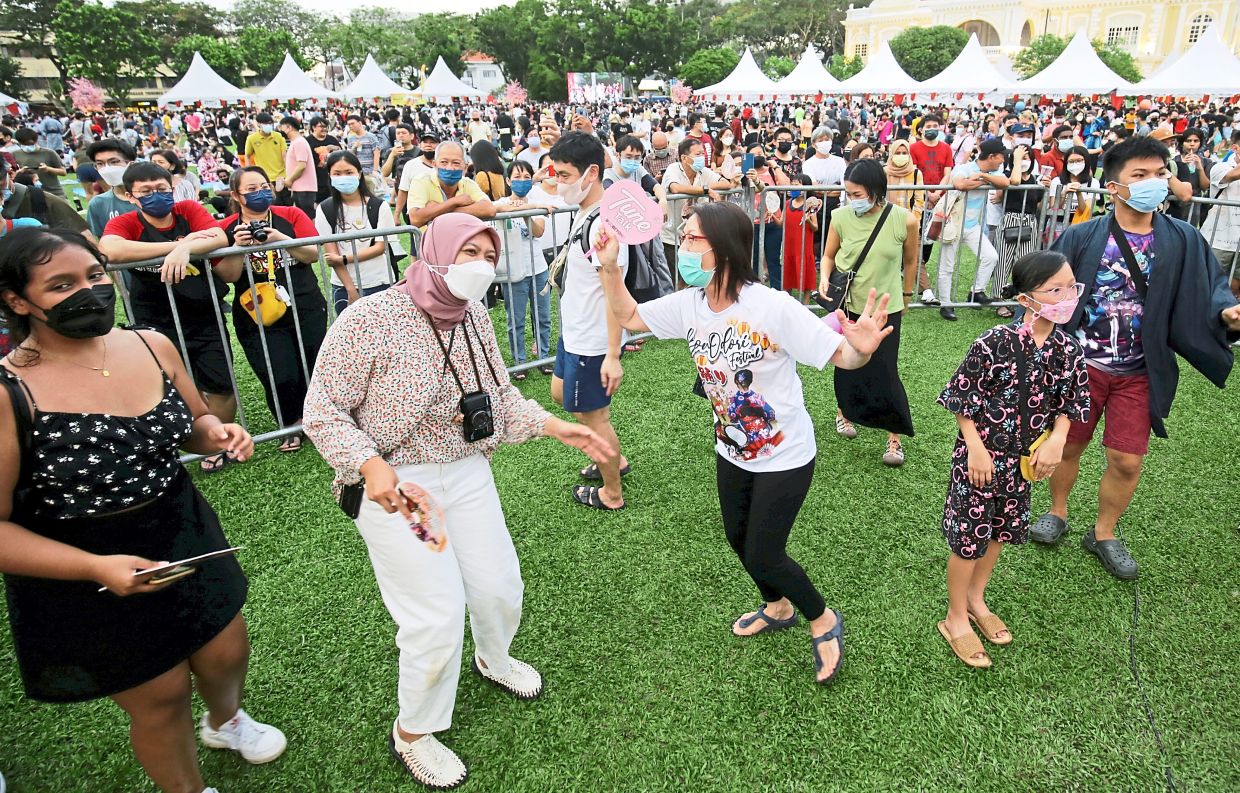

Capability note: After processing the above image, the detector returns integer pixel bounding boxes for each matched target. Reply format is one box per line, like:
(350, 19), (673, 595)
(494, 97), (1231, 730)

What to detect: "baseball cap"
(978, 138), (1007, 158)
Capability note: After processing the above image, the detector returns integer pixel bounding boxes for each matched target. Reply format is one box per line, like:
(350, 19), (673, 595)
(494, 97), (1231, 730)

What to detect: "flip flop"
(200, 451), (229, 474)
(279, 432), (304, 453)
(571, 484), (625, 511)
(937, 620), (992, 669)
(732, 605), (799, 636)
(580, 462), (632, 481)
(812, 610), (845, 685)
(538, 365), (554, 376)
(511, 371), (528, 381)
(968, 611), (1013, 645)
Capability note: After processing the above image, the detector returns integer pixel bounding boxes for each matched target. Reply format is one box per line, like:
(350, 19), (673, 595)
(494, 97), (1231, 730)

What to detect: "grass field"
(2, 302), (1239, 793)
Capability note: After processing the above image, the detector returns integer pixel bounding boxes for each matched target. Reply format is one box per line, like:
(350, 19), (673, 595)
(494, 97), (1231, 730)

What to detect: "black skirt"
(5, 468), (247, 703)
(833, 309), (915, 437)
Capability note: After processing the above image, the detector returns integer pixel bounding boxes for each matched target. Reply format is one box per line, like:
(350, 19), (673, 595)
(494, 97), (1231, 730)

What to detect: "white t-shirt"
(398, 157), (435, 193)
(516, 145), (546, 171)
(314, 200), (403, 289)
(800, 153), (846, 187)
(492, 197), (550, 282)
(637, 284), (844, 472)
(560, 205), (628, 356)
(527, 185), (569, 251)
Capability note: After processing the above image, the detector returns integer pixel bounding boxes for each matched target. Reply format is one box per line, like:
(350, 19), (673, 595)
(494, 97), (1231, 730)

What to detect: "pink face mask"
(1026, 294), (1079, 325)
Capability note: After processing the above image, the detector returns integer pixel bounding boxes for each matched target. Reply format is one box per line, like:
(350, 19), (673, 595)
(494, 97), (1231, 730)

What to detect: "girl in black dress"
(0, 228), (285, 793)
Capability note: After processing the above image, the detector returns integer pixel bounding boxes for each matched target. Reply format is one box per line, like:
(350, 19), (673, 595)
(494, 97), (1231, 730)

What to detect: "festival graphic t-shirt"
(638, 283), (844, 472)
(1077, 230), (1154, 374)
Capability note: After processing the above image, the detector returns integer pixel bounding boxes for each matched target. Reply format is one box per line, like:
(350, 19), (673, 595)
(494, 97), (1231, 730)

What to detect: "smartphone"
(148, 566), (196, 585)
(742, 153), (754, 174)
(809, 290), (833, 312)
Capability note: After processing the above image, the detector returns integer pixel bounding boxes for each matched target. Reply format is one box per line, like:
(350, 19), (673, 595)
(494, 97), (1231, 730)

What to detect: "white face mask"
(97, 164), (128, 187)
(1066, 161), (1085, 175)
(431, 259), (495, 302)
(814, 141), (831, 155)
(557, 167), (594, 206)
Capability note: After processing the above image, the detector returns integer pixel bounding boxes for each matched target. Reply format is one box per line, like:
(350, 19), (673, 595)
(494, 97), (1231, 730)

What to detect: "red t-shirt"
(909, 140), (953, 186)
(102, 199), (217, 240)
(685, 132), (714, 162)
(1036, 149), (1066, 180)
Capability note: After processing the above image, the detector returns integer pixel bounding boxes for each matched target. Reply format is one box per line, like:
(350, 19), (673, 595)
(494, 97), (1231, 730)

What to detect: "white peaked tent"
(920, 34), (1015, 95)
(1013, 30), (1133, 96)
(839, 40), (922, 96)
(1131, 26), (1240, 98)
(695, 48), (781, 100)
(158, 51), (252, 106)
(258, 53), (339, 101)
(342, 54), (411, 100)
(0, 90), (18, 105)
(415, 57), (486, 101)
(776, 45), (842, 97)
(993, 54), (1021, 83)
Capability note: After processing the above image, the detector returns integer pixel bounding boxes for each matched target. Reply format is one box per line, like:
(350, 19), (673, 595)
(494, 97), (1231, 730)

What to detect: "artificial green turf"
(2, 307), (1238, 793)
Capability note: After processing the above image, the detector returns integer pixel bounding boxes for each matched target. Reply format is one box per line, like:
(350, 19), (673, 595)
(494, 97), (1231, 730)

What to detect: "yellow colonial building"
(843, 0), (1240, 76)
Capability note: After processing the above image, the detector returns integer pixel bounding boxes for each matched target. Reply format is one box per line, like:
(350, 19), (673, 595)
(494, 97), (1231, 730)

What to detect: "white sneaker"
(921, 289), (940, 305)
(199, 709), (287, 764)
(472, 655), (544, 700)
(389, 725), (467, 790)
(202, 789), (219, 793)
(1, 769), (6, 793)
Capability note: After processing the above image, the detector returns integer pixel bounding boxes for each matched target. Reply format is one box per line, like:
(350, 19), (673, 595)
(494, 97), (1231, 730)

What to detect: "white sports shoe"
(199, 709), (287, 764)
(389, 725), (467, 790)
(1, 769), (6, 793)
(202, 789), (219, 793)
(472, 655), (544, 700)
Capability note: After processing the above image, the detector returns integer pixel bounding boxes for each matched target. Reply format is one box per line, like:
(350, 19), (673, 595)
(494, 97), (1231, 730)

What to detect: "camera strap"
(423, 309), (485, 395)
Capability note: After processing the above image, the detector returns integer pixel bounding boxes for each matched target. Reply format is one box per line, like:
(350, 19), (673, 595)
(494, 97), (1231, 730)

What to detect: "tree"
(0, 54), (21, 100)
(764, 55), (796, 80)
(409, 13), (477, 79)
(889, 26), (968, 82)
(716, 0), (852, 59)
(53, 0), (162, 106)
(173, 35), (246, 86)
(0, 0), (77, 95)
(827, 53), (863, 80)
(678, 47), (738, 88)
(318, 8), (419, 83)
(1014, 34), (1142, 83)
(474, 0), (543, 87)
(114, 0), (225, 67)
(67, 77), (105, 111)
(237, 27), (309, 81)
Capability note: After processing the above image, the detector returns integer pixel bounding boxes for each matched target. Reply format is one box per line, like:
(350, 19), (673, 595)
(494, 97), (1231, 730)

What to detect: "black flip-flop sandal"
(512, 371), (528, 381)
(279, 432), (304, 453)
(580, 462), (632, 481)
(200, 452), (229, 474)
(733, 605), (799, 636)
(572, 484), (625, 511)
(812, 610), (845, 686)
(538, 365), (554, 376)
(1029, 512), (1069, 545)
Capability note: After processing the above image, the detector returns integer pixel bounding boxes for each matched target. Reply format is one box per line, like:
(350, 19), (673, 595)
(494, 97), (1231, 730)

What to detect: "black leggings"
(716, 454), (825, 620)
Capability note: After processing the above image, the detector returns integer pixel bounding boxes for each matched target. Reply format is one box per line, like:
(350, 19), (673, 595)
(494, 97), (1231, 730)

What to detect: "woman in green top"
(820, 159), (919, 466)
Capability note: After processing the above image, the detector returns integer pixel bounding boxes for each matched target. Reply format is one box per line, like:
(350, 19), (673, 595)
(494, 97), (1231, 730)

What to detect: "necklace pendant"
(102, 369), (110, 377)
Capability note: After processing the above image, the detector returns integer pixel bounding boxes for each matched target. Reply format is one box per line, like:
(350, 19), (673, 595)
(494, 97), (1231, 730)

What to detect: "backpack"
(319, 196), (409, 280)
(553, 196), (672, 303)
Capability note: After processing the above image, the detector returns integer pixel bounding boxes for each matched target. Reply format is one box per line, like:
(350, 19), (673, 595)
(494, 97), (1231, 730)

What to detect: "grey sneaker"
(1081, 529), (1139, 580)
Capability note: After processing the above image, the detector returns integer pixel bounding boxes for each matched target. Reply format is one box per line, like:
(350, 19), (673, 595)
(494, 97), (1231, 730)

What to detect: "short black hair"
(122, 161), (173, 192)
(615, 134), (643, 154)
(773, 127), (793, 139)
(346, 114), (363, 123)
(86, 138), (134, 163)
(1102, 135), (1170, 185)
(396, 123), (414, 134)
(1000, 251), (1069, 299)
(255, 112), (274, 125)
(508, 159), (535, 178)
(1180, 127), (1205, 143)
(843, 158), (887, 202)
(309, 115), (328, 129)
(1052, 124), (1073, 140)
(677, 138), (702, 158)
(279, 115), (302, 131)
(13, 127), (36, 144)
(386, 109), (401, 122)
(922, 114), (943, 126)
(548, 131), (605, 178)
(689, 201), (757, 303)
(688, 112), (703, 127)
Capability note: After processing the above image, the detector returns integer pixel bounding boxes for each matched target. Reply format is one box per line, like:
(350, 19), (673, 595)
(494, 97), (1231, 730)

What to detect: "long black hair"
(324, 150), (374, 233)
(1000, 251), (1070, 299)
(689, 201), (757, 302)
(0, 227), (109, 353)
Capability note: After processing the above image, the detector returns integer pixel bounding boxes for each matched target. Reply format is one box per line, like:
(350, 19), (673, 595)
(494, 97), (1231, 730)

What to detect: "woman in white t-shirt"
(315, 150), (404, 315)
(492, 160), (556, 377)
(594, 201), (893, 685)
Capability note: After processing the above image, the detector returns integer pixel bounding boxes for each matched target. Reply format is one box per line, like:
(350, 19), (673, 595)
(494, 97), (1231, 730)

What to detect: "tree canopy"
(888, 26), (968, 82)
(1013, 34), (1143, 83)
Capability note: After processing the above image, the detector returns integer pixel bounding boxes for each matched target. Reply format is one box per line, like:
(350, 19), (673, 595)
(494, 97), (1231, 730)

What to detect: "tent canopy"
(415, 57), (485, 101)
(341, 54), (411, 100)
(919, 34), (1014, 95)
(0, 90), (17, 105)
(695, 48), (781, 100)
(1013, 30), (1133, 97)
(1131, 26), (1240, 98)
(839, 41), (921, 96)
(258, 53), (339, 101)
(775, 45), (841, 97)
(158, 51), (252, 106)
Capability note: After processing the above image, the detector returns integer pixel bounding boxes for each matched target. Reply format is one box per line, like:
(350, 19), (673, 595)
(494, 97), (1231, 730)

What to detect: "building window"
(958, 19), (1001, 47)
(1106, 25), (1140, 50)
(853, 43), (867, 58)
(483, 69), (496, 78)
(1188, 13), (1212, 44)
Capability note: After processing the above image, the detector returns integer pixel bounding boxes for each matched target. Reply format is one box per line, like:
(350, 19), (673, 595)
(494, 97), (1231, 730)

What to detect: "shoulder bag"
(819, 203), (893, 314)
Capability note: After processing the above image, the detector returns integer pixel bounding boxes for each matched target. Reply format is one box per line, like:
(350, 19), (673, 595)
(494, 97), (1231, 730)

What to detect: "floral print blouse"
(302, 289), (550, 494)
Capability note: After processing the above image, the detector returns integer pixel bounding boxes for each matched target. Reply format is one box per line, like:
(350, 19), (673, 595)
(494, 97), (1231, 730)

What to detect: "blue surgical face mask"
(789, 190), (802, 200)
(243, 188), (274, 212)
(438, 168), (464, 186)
(1116, 177), (1169, 213)
(20, 145), (38, 153)
(619, 158), (640, 175)
(690, 155), (705, 172)
(331, 175), (360, 195)
(138, 191), (175, 218)
(677, 248), (714, 288)
(850, 198), (874, 215)
(510, 178), (533, 197)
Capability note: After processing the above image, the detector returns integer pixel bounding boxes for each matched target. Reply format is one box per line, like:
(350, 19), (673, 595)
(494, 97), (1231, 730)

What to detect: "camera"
(245, 220), (270, 243)
(458, 390), (494, 442)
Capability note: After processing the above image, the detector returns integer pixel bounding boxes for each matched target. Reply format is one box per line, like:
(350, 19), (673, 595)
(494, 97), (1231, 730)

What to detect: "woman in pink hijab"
(303, 213), (611, 788)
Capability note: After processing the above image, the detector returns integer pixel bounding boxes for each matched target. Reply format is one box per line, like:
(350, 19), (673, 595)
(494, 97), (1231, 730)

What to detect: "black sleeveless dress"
(2, 331), (247, 702)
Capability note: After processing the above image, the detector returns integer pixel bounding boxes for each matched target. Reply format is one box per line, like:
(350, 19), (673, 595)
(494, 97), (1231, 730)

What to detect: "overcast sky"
(202, 0), (515, 15)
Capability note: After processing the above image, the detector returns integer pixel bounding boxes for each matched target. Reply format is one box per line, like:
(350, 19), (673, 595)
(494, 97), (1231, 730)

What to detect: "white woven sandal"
(471, 656), (544, 700)
(389, 726), (467, 791)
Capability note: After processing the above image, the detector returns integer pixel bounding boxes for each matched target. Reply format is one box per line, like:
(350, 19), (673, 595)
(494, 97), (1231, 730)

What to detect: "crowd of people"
(0, 89), (1239, 793)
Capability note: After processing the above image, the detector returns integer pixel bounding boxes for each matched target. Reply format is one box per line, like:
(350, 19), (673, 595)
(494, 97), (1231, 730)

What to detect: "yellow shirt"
(407, 174), (487, 231)
(245, 132), (288, 179)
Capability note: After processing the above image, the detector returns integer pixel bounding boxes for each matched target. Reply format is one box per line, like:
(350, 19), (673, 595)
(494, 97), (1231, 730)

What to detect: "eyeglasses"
(1030, 282), (1085, 300)
(131, 187), (172, 199)
(679, 232), (709, 244)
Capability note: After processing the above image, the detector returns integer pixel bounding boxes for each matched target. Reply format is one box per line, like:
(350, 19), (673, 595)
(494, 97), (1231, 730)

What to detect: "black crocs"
(1081, 529), (1139, 580)
(1030, 512), (1069, 545)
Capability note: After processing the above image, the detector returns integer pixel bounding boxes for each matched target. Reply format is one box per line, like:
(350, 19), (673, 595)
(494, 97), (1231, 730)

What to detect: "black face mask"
(752, 155), (768, 168)
(776, 141), (793, 153)
(422, 149), (435, 160)
(33, 283), (116, 339)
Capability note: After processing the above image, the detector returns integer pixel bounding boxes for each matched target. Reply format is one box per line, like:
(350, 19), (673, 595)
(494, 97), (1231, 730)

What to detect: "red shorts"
(1066, 366), (1152, 455)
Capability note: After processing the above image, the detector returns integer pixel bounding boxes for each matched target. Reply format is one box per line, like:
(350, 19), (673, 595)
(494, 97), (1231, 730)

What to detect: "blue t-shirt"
(954, 161), (988, 230)
(1077, 229), (1154, 374)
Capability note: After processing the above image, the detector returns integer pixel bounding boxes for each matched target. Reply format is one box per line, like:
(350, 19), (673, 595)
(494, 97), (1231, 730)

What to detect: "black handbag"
(819, 203), (893, 313)
(1003, 224), (1035, 245)
(338, 480), (365, 519)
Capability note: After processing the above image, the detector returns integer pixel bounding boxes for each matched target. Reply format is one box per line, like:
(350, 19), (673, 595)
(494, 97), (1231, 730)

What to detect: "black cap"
(420, 130), (440, 142)
(978, 138), (1008, 158)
